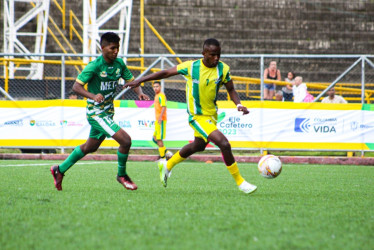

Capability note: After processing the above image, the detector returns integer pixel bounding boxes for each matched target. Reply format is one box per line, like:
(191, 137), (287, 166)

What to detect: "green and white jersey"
(76, 56), (134, 118)
(177, 59), (231, 116)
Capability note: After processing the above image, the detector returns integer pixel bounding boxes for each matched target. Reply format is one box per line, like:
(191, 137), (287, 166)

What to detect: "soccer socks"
(152, 137), (158, 145)
(58, 146), (85, 173)
(117, 151), (129, 177)
(158, 146), (166, 158)
(227, 162), (245, 186)
(166, 151), (186, 171)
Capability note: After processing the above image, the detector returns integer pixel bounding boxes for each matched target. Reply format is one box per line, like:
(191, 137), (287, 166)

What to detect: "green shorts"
(87, 115), (121, 140)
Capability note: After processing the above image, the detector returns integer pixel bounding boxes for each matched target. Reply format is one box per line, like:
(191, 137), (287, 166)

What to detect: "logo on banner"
(119, 120), (131, 128)
(1, 119), (23, 127)
(350, 121), (358, 131)
(30, 120), (56, 127)
(218, 114), (252, 136)
(60, 120), (84, 127)
(350, 121), (374, 131)
(138, 120), (155, 129)
(294, 117), (337, 133)
(294, 118), (310, 133)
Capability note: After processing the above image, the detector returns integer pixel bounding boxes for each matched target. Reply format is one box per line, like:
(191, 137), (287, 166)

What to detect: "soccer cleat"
(50, 165), (64, 191)
(116, 175), (138, 191)
(238, 180), (257, 194)
(158, 159), (170, 187)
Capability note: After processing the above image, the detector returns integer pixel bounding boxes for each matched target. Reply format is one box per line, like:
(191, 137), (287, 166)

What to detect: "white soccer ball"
(165, 150), (173, 160)
(258, 154), (282, 179)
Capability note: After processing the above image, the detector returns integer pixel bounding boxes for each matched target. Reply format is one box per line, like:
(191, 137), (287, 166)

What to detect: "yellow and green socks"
(59, 145), (85, 173)
(117, 151), (129, 177)
(166, 151), (186, 171)
(227, 162), (244, 186)
(158, 146), (166, 158)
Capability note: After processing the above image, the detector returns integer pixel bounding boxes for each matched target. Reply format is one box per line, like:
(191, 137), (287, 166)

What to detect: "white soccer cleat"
(158, 159), (170, 187)
(238, 180), (257, 194)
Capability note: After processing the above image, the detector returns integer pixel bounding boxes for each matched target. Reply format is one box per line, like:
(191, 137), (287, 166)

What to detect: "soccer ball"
(258, 154), (282, 179)
(165, 150), (173, 160)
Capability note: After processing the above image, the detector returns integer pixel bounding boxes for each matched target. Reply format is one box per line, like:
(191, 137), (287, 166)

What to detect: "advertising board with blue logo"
(0, 100), (372, 151)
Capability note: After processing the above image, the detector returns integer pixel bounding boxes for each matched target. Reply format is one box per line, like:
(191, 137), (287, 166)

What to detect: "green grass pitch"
(0, 160), (373, 249)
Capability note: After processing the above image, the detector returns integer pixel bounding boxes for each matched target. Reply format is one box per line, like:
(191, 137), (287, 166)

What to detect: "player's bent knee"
(218, 139), (231, 151)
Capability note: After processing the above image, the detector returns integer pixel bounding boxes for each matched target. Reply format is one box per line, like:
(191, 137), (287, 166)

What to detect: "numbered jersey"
(76, 56), (134, 118)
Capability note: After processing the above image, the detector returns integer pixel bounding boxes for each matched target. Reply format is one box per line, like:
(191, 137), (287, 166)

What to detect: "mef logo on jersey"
(100, 81), (117, 91)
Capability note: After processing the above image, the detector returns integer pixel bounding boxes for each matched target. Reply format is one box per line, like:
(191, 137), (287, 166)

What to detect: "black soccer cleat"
(51, 165), (64, 191)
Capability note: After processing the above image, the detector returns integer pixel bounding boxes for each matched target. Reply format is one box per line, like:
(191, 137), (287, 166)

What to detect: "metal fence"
(1, 53), (374, 103)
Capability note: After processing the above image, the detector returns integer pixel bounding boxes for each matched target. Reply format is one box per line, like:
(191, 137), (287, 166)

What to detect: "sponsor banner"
(0, 100), (373, 150)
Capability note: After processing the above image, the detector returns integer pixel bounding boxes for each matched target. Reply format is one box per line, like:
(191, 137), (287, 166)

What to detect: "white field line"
(0, 161), (116, 167)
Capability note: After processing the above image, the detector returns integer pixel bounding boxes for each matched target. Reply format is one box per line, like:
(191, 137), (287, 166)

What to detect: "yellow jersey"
(177, 59), (231, 116)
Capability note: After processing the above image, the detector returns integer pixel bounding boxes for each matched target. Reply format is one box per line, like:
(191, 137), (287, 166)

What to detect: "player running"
(125, 38), (257, 194)
(152, 81), (172, 160)
(51, 32), (149, 191)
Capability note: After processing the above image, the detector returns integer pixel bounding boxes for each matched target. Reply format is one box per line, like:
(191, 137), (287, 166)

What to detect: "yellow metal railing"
(69, 10), (83, 43)
(52, 0), (66, 29)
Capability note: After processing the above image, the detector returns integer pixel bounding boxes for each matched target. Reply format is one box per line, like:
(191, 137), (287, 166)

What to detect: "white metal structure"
(83, 0), (133, 63)
(3, 0), (50, 79)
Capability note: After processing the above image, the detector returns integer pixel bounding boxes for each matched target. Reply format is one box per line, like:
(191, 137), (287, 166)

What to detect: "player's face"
(102, 42), (120, 63)
(202, 45), (221, 68)
(153, 83), (161, 94)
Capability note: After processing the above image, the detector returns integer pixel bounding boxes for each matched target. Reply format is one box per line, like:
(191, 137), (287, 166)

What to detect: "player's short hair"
(100, 32), (120, 46)
(152, 81), (161, 87)
(203, 38), (220, 50)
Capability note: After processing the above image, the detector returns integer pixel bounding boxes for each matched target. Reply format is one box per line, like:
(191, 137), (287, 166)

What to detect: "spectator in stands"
(292, 76), (314, 103)
(275, 90), (283, 101)
(282, 71), (295, 101)
(321, 87), (347, 103)
(68, 90), (78, 99)
(263, 61), (281, 100)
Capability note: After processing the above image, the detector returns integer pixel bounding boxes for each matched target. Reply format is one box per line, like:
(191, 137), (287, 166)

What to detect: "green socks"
(117, 151), (129, 177)
(59, 146), (85, 173)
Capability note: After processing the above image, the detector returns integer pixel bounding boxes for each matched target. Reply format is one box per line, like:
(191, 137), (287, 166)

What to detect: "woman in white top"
(292, 76), (307, 103)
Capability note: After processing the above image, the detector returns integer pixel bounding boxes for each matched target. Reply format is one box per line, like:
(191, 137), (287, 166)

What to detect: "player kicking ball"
(51, 32), (149, 191)
(125, 38), (257, 194)
(152, 81), (172, 161)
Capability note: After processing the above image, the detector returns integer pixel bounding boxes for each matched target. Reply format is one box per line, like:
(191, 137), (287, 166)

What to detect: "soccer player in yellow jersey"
(125, 38), (257, 194)
(152, 81), (172, 160)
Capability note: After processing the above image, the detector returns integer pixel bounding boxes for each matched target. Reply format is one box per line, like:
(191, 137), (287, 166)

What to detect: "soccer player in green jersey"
(125, 38), (257, 194)
(51, 32), (149, 191)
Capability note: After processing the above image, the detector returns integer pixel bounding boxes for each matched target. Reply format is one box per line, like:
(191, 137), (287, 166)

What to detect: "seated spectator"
(282, 71), (295, 101)
(292, 76), (314, 103)
(321, 87), (348, 103)
(275, 90), (283, 101)
(68, 90), (78, 100)
(263, 61), (281, 100)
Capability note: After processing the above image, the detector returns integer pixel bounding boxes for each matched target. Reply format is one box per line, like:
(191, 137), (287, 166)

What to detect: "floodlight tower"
(3, 0), (50, 79)
(83, 0), (133, 63)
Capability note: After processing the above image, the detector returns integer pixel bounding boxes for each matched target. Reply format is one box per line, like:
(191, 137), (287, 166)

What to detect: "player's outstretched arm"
(124, 66), (179, 89)
(132, 85), (150, 100)
(225, 80), (249, 115)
